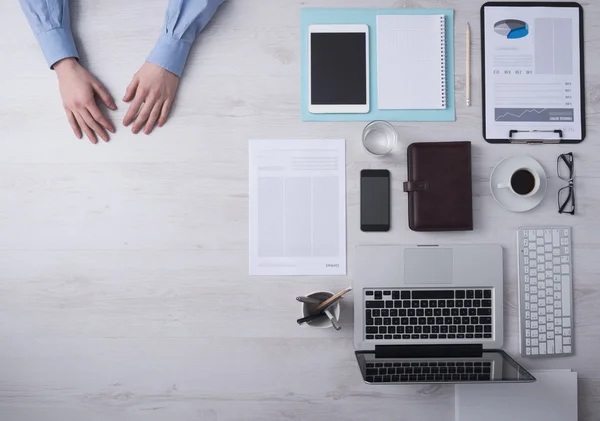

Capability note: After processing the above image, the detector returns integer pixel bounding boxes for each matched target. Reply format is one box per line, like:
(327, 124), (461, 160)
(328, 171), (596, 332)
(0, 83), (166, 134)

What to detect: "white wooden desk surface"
(0, 0), (599, 420)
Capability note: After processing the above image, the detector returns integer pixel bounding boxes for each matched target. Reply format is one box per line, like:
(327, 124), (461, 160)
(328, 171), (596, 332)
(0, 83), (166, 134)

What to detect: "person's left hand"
(123, 62), (180, 135)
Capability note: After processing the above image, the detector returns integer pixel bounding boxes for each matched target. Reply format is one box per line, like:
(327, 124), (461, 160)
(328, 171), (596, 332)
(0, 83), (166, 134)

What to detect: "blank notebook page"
(377, 15), (447, 110)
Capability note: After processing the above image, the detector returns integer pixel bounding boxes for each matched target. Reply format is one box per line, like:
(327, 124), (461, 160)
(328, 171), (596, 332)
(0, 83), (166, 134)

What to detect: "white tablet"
(308, 24), (370, 114)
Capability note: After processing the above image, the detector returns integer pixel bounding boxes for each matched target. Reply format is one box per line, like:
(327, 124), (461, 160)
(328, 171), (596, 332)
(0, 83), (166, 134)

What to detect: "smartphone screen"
(360, 170), (390, 232)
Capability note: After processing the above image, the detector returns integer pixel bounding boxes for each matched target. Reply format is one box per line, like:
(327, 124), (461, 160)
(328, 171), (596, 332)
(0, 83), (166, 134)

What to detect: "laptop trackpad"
(404, 248), (453, 285)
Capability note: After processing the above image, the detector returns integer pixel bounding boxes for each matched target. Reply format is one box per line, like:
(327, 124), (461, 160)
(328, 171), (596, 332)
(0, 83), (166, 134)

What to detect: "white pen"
(466, 23), (471, 107)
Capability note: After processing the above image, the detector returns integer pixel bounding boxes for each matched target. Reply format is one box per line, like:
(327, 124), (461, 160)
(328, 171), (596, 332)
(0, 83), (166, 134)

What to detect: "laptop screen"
(356, 350), (535, 384)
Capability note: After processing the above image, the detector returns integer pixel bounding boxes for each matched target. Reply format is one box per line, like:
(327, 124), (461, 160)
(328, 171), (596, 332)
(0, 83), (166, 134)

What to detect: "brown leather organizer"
(403, 142), (473, 232)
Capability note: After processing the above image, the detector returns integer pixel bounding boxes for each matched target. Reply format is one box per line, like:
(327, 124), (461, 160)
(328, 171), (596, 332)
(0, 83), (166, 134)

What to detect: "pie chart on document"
(494, 19), (529, 39)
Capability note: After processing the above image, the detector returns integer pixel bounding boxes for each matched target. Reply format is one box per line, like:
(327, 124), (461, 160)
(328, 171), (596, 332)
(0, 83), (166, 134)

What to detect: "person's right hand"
(54, 58), (117, 144)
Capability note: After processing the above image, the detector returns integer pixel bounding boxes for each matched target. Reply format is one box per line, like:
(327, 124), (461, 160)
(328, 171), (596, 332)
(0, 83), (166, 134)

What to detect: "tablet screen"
(310, 32), (367, 105)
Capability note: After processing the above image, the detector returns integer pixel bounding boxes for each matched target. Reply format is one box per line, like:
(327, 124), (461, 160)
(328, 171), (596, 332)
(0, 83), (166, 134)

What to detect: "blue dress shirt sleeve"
(146, 0), (226, 78)
(19, 0), (79, 69)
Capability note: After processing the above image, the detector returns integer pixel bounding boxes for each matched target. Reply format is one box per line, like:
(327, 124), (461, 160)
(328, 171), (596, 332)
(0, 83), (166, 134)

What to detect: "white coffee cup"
(300, 291), (341, 329)
(497, 167), (540, 198)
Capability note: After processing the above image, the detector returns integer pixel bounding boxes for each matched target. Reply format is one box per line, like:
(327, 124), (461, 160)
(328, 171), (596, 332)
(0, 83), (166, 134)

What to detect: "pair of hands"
(54, 58), (179, 143)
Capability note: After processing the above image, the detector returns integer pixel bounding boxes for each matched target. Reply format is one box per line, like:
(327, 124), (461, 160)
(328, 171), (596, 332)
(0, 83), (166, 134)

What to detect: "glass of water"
(362, 120), (398, 156)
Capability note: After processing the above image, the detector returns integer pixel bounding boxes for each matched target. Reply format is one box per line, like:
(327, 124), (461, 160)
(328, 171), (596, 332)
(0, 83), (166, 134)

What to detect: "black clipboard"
(481, 2), (585, 144)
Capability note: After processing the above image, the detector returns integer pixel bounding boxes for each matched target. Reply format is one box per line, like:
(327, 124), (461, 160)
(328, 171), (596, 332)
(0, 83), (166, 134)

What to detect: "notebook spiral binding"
(440, 15), (447, 109)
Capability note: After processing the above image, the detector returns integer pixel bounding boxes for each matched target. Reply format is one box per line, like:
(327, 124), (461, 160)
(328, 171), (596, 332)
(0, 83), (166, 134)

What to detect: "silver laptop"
(354, 245), (535, 384)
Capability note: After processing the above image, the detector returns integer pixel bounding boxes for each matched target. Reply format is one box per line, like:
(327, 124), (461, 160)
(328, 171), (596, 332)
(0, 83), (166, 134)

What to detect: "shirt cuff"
(36, 27), (79, 69)
(146, 34), (191, 78)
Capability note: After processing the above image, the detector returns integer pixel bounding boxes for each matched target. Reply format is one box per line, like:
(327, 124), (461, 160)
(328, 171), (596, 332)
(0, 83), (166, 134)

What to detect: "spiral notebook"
(376, 14), (447, 110)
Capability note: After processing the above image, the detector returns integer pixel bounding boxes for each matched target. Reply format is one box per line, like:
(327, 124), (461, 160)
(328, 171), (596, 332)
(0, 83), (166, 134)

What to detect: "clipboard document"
(483, 5), (583, 141)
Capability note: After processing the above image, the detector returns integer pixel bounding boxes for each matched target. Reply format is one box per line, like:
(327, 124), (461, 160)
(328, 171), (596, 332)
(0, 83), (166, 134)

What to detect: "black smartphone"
(360, 169), (390, 232)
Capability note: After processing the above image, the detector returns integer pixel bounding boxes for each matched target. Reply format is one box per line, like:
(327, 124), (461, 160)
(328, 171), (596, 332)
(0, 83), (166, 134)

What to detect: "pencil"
(312, 287), (352, 314)
(466, 23), (471, 107)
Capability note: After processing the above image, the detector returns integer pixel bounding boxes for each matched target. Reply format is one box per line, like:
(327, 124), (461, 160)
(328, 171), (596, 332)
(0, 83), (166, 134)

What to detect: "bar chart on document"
(483, 6), (583, 140)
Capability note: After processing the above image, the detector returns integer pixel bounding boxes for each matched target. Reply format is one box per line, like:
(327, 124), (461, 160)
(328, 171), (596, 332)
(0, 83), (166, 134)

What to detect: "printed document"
(249, 139), (346, 276)
(483, 6), (582, 140)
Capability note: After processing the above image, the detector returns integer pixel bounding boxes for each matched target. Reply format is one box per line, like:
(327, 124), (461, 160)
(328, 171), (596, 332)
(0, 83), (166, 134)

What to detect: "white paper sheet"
(376, 15), (447, 110)
(483, 6), (583, 140)
(456, 370), (578, 421)
(249, 139), (346, 276)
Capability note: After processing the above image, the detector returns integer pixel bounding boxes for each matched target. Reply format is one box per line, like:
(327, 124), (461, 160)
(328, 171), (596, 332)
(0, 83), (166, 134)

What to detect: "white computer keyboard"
(517, 227), (573, 358)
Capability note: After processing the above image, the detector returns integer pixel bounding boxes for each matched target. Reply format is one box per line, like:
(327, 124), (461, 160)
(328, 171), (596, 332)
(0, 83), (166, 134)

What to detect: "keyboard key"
(373, 310), (381, 317)
(374, 291), (382, 300)
(412, 301), (419, 308)
(389, 326), (396, 334)
(480, 317), (492, 324)
(417, 309), (424, 317)
(379, 326), (387, 334)
(375, 335), (383, 339)
(392, 291), (400, 300)
(386, 301), (394, 308)
(484, 290), (492, 299)
(381, 309), (389, 317)
(366, 335), (374, 339)
(401, 291), (410, 300)
(469, 308), (477, 316)
(408, 309), (416, 317)
(456, 290), (466, 299)
(477, 308), (492, 316)
(393, 334), (402, 339)
(383, 291), (391, 296)
(390, 309), (398, 317)
(375, 318), (382, 325)
(482, 300), (492, 307)
(384, 335), (392, 340)
(366, 301), (384, 309)
(412, 290), (454, 299)
(414, 326), (422, 333)
(367, 326), (378, 334)
(427, 317), (435, 325)
(365, 291), (374, 296)
(420, 300), (428, 308)
(394, 301), (402, 308)
(384, 318), (391, 325)
(460, 308), (468, 316)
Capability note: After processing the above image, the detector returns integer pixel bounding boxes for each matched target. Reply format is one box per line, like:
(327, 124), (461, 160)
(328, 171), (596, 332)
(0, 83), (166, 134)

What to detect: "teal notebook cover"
(300, 8), (455, 122)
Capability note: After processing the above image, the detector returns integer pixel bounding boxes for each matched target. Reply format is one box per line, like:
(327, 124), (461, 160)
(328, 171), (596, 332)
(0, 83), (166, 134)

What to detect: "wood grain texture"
(0, 0), (599, 419)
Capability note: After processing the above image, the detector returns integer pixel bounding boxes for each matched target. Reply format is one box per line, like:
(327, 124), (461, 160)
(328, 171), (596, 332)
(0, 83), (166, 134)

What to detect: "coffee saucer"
(490, 156), (547, 213)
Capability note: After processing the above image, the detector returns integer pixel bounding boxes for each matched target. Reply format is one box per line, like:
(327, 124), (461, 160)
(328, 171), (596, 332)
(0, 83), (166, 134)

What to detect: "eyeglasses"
(557, 153), (575, 215)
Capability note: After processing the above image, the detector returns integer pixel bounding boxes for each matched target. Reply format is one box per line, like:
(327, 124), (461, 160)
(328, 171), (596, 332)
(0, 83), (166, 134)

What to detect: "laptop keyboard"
(364, 289), (494, 341)
(365, 360), (492, 383)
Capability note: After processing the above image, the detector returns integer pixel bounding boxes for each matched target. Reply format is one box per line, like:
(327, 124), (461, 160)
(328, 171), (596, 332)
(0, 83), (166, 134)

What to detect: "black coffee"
(511, 169), (536, 195)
